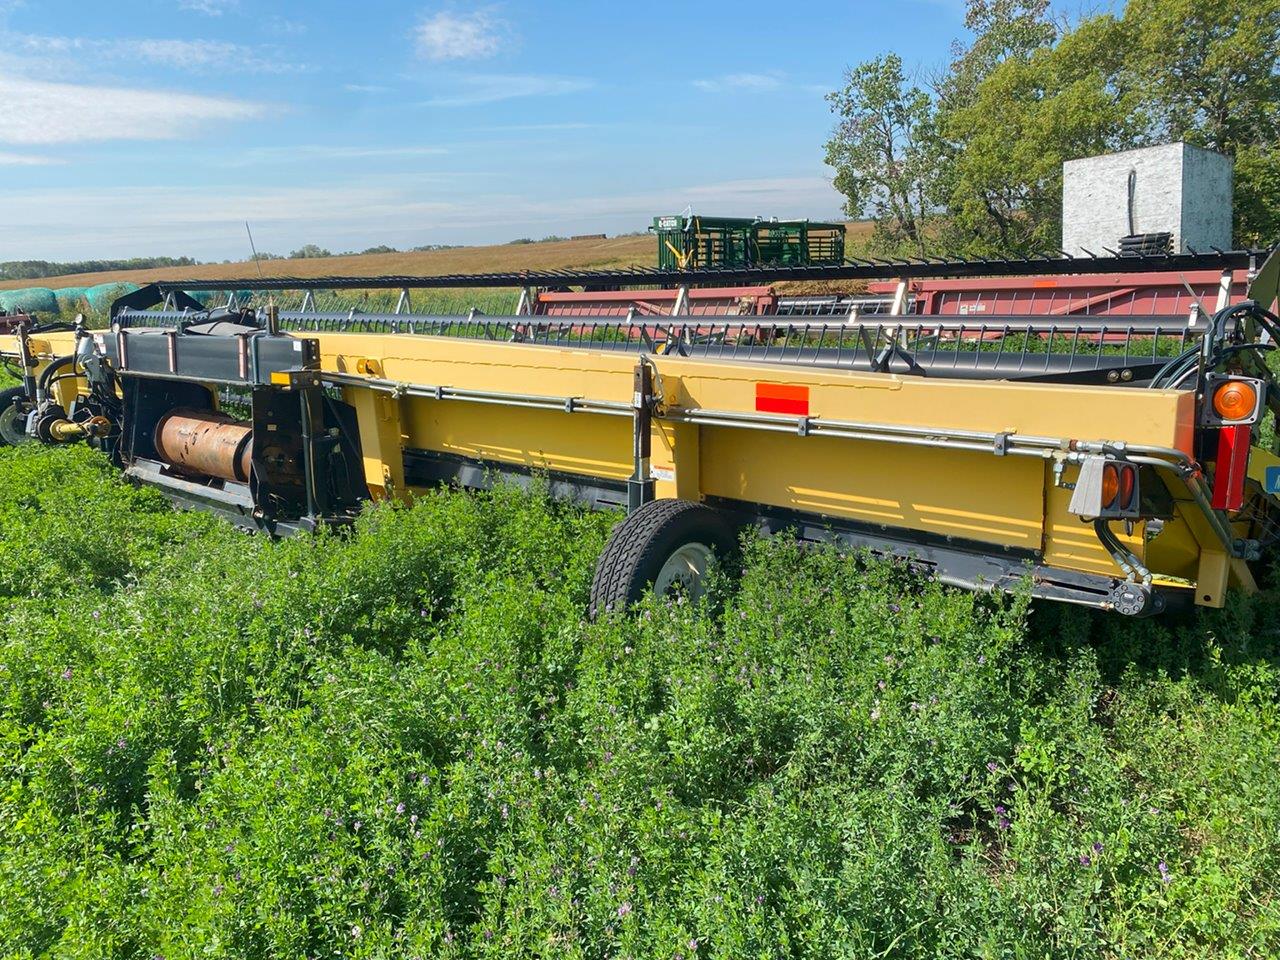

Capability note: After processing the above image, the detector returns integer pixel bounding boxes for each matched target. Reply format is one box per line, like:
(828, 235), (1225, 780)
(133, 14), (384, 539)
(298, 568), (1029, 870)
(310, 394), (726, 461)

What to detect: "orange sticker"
(756, 382), (809, 416)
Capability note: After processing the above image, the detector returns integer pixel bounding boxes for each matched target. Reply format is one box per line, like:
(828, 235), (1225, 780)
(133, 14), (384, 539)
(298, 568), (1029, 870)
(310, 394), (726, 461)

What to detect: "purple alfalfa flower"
(617, 901), (632, 918)
(977, 654), (987, 666)
(61, 668), (73, 680)
(997, 816), (1011, 830)
(994, 804), (1006, 816)
(395, 802), (405, 815)
(688, 938), (699, 952)
(889, 603), (901, 614)
(1079, 854), (1092, 867)
(1158, 860), (1171, 883)
(987, 761), (999, 773)
(1093, 841), (1104, 854)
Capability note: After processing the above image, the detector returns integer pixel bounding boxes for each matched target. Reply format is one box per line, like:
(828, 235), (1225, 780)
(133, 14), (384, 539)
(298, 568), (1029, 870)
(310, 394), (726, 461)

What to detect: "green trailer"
(652, 214), (846, 270)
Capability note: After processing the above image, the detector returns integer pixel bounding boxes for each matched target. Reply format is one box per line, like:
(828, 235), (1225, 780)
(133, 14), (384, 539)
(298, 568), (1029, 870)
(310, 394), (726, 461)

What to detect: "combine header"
(2, 247), (1278, 617)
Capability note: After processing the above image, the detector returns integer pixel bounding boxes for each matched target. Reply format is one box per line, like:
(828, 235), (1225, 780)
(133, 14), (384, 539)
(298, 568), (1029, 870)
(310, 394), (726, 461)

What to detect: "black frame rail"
(112, 311), (1217, 385)
(129, 248), (1269, 299)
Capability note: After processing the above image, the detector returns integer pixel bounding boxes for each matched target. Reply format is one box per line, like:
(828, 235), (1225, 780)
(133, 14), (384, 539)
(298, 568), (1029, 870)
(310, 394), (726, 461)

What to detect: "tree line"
(824, 0), (1280, 256)
(0, 256), (199, 282)
(0, 244), (473, 280)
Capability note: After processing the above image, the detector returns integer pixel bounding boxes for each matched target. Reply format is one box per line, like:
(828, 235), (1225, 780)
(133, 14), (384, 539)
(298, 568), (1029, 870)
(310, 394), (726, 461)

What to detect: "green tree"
(935, 13), (1140, 253)
(824, 54), (938, 256)
(936, 0), (1057, 112)
(1120, 0), (1280, 245)
(826, 0), (1280, 255)
(288, 244), (333, 260)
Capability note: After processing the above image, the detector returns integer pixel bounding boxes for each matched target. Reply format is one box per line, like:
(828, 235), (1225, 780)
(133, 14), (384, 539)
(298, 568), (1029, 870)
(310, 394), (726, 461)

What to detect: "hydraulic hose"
(35, 354), (76, 403)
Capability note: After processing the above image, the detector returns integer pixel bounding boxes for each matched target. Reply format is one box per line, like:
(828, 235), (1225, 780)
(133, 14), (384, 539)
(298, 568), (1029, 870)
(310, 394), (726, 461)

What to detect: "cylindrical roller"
(153, 408), (253, 483)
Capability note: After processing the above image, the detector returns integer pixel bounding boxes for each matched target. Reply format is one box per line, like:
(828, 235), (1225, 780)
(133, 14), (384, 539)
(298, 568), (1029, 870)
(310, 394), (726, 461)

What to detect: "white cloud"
(693, 72), (785, 93)
(414, 9), (508, 61)
(0, 150), (60, 165)
(344, 83), (391, 94)
(4, 32), (298, 74)
(179, 0), (237, 15)
(0, 75), (267, 145)
(421, 73), (592, 107)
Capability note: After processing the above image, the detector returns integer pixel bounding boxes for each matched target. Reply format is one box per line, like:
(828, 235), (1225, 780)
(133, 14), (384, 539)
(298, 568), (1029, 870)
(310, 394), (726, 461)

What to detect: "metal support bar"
(671, 286), (689, 317)
(299, 386), (320, 523)
(1215, 269), (1234, 312)
(628, 360), (655, 512)
(889, 278), (909, 316)
(323, 372), (631, 417)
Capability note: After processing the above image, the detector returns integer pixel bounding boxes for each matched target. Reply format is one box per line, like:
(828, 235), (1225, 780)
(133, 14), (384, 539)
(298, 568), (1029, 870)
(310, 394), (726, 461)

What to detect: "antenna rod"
(245, 221), (279, 334)
(245, 221), (265, 282)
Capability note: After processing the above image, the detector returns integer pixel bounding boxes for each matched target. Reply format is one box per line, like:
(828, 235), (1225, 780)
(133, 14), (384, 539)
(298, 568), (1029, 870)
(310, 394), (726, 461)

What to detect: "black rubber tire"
(0, 387), (29, 447)
(589, 499), (738, 618)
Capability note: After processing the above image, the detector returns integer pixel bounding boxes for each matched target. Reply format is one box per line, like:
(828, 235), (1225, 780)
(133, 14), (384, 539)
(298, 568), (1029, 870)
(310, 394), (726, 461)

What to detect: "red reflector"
(1211, 425), (1251, 512)
(1119, 464), (1136, 510)
(755, 383), (810, 416)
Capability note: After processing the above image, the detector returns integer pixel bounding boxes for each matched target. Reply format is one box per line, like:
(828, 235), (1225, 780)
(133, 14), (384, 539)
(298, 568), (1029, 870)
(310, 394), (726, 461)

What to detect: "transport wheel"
(589, 499), (738, 618)
(0, 387), (30, 447)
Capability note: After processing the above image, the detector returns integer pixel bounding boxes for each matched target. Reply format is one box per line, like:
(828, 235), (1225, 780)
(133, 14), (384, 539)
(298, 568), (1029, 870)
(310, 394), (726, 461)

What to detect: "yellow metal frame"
(0, 325), (1261, 608)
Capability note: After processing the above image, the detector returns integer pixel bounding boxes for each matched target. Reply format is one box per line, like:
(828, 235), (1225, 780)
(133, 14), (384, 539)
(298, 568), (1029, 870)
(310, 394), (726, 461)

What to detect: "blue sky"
(0, 0), (972, 261)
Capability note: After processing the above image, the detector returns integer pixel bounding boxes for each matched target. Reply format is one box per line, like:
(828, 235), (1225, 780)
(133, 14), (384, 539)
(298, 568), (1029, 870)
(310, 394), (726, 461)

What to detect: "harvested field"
(0, 224), (875, 293)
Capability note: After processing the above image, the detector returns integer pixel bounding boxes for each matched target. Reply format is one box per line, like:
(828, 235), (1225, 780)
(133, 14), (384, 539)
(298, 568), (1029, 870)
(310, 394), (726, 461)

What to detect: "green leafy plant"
(0, 445), (1277, 957)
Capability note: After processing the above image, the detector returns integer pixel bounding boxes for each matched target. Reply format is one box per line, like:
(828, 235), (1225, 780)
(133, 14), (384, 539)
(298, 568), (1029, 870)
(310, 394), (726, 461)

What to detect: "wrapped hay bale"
(85, 282), (141, 314)
(0, 287), (59, 314)
(53, 286), (88, 314)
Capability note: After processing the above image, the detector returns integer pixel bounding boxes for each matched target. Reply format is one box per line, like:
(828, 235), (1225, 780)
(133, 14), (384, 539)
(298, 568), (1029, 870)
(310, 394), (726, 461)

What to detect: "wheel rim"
(0, 401), (29, 446)
(654, 541), (713, 600)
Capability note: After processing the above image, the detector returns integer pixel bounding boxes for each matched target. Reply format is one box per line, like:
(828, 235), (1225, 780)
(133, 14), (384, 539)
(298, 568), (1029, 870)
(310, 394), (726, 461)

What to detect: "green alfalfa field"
(0, 440), (1278, 958)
